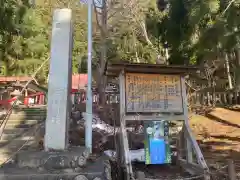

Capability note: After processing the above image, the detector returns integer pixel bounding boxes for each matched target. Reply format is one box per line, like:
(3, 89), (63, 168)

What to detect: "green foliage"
(0, 0), (240, 85)
(158, 0), (240, 65)
(0, 0), (49, 84)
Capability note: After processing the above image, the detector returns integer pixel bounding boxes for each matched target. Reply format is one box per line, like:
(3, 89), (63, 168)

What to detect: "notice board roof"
(104, 62), (199, 76)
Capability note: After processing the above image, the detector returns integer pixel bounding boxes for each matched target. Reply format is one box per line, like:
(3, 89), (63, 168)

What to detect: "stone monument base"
(0, 147), (111, 180)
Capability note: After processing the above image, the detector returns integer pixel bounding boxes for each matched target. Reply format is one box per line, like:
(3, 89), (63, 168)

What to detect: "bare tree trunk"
(98, 0), (107, 106)
(235, 49), (240, 66)
(225, 53), (233, 89)
(212, 78), (216, 107)
(234, 49), (240, 90)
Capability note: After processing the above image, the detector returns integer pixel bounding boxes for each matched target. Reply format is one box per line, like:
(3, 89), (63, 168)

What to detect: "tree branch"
(139, 21), (153, 46)
(93, 1), (104, 33)
(222, 0), (235, 15)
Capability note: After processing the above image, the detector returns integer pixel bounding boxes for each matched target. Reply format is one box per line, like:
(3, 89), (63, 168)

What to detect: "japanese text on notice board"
(125, 73), (183, 113)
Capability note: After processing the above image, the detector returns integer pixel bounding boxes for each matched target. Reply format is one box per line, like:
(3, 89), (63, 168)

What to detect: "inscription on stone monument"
(125, 73), (183, 113)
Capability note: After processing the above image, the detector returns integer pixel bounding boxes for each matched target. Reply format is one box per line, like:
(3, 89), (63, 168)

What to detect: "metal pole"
(86, 0), (93, 153)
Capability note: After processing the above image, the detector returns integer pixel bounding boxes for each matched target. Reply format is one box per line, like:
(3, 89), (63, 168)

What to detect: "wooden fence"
(72, 85), (240, 109)
(190, 90), (240, 107)
(72, 91), (120, 105)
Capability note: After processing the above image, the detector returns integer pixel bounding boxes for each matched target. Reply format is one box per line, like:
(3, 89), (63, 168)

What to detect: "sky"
(80, 0), (103, 7)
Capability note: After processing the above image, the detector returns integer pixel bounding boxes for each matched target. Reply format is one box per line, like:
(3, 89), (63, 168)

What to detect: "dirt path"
(190, 107), (240, 172)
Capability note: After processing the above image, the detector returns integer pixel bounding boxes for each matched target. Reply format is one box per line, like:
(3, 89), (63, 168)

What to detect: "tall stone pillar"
(44, 9), (73, 151)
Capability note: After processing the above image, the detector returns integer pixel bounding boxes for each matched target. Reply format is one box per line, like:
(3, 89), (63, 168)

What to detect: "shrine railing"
(189, 89), (240, 107)
(72, 89), (240, 108)
(72, 91), (120, 105)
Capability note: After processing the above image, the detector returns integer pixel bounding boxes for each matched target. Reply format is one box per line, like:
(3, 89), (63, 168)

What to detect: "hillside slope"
(190, 108), (240, 170)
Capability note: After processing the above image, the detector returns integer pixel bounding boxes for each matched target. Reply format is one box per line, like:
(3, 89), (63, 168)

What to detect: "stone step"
(1, 118), (45, 123)
(0, 122), (43, 130)
(6, 114), (46, 121)
(13, 106), (46, 111)
(11, 109), (46, 113)
(0, 120), (42, 128)
(1, 128), (37, 141)
(0, 119), (44, 125)
(0, 128), (29, 136)
(14, 108), (46, 111)
(0, 133), (36, 141)
(0, 153), (11, 165)
(0, 143), (37, 165)
(2, 128), (30, 135)
(0, 138), (36, 148)
(9, 114), (47, 119)
(6, 109), (46, 113)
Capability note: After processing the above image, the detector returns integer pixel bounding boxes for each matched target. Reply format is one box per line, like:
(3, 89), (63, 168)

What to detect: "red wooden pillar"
(35, 95), (38, 105)
(39, 94), (44, 105)
(24, 97), (29, 106)
(38, 95), (40, 105)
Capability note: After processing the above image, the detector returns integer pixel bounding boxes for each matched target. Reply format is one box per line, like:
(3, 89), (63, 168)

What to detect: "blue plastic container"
(149, 139), (166, 164)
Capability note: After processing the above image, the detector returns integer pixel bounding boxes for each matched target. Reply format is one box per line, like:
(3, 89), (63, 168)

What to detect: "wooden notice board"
(125, 73), (183, 113)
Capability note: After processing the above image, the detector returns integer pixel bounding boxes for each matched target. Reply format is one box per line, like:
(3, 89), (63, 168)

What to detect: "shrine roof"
(72, 74), (88, 90)
(12, 82), (47, 93)
(0, 76), (38, 84)
(104, 62), (199, 76)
